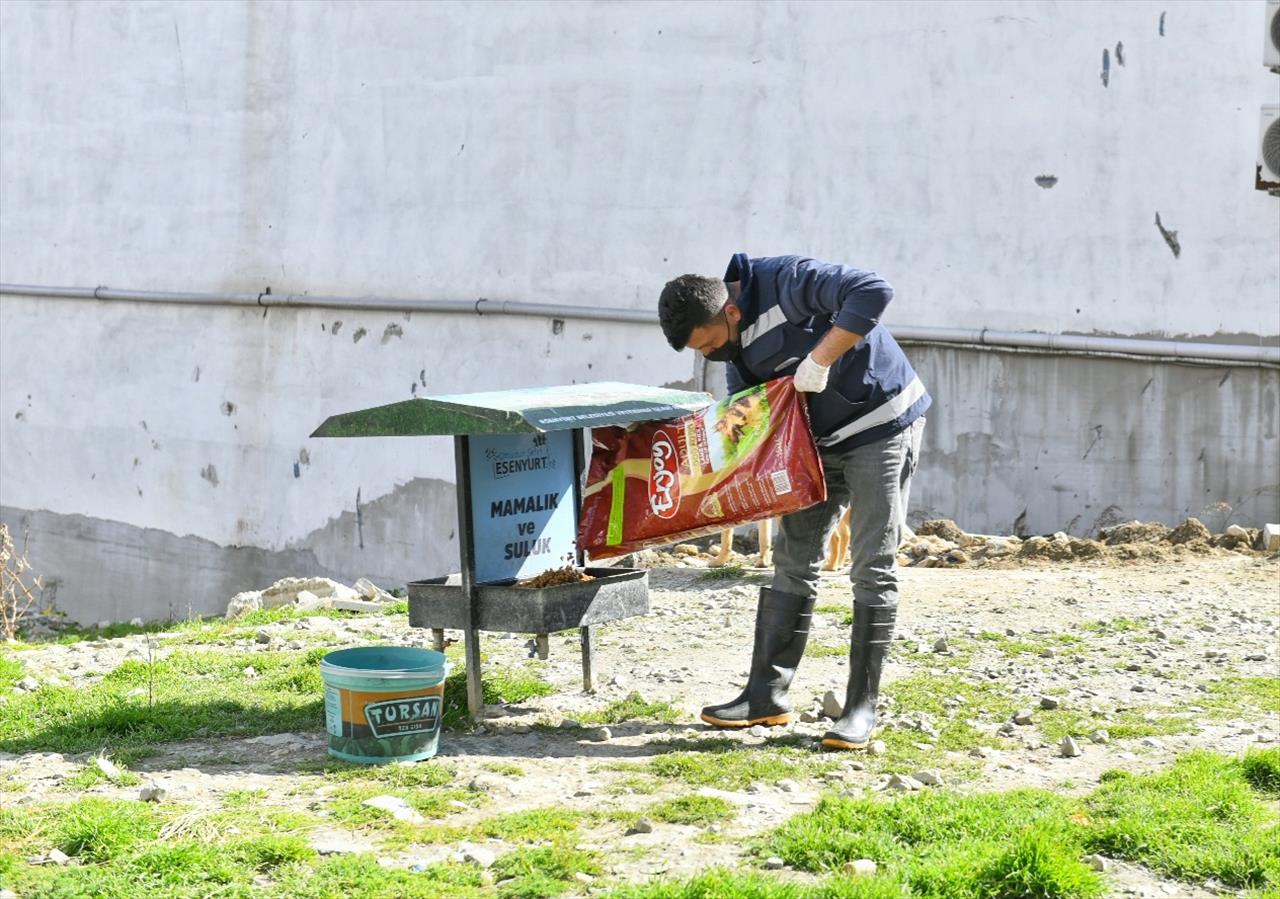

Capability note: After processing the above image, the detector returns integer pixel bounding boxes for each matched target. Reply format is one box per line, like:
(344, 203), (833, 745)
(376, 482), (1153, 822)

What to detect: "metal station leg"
(580, 625), (595, 693)
(464, 625), (484, 722)
(535, 633), (550, 661)
(430, 628), (445, 653)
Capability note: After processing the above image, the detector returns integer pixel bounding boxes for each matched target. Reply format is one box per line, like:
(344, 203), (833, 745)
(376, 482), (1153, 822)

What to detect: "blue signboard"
(467, 431), (577, 584)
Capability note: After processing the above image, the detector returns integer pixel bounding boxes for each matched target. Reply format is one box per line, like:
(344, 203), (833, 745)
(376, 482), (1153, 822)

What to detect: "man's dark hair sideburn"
(658, 274), (728, 350)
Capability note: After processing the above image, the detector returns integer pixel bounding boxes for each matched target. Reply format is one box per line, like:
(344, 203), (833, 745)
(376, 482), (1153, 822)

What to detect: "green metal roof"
(311, 382), (713, 437)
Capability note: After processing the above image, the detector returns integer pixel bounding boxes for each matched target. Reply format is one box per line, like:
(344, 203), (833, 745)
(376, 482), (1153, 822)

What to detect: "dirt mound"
(1099, 521), (1172, 545)
(1166, 518), (1212, 546)
(916, 519), (968, 544)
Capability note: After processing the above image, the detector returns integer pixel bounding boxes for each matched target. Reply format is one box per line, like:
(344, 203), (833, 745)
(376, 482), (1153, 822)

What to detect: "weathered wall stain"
(0, 477), (459, 623)
(1101, 48), (1110, 87)
(1154, 212), (1181, 258)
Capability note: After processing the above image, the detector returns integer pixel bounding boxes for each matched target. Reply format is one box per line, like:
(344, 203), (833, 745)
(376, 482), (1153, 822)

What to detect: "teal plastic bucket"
(320, 646), (449, 764)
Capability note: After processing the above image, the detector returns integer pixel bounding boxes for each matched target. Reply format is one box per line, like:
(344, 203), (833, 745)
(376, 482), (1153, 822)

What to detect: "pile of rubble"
(619, 518), (1278, 571)
(892, 517), (1274, 568)
(225, 576), (399, 618)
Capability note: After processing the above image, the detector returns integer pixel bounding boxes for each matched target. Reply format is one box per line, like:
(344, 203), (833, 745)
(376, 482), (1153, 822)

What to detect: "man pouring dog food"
(657, 254), (929, 751)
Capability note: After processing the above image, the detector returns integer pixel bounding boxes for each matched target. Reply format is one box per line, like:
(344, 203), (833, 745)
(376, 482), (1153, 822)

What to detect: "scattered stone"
(1059, 736), (1082, 757)
(748, 725), (768, 737)
(243, 666), (259, 679)
(1040, 647), (1057, 658)
(574, 872), (595, 884)
(16, 676), (38, 692)
(933, 636), (949, 653)
(1013, 710), (1034, 725)
(799, 710), (820, 723)
(94, 756), (123, 782)
(462, 846), (496, 868)
(627, 818), (654, 835)
(362, 795), (425, 824)
(586, 726), (612, 743)
(47, 848), (70, 865)
(560, 719), (581, 729)
(139, 783), (167, 802)
(764, 857), (785, 870)
(1244, 653), (1267, 662)
(1083, 854), (1111, 872)
(777, 779), (800, 793)
(913, 769), (944, 786)
(1039, 696), (1060, 710)
(868, 740), (887, 756)
(1088, 730), (1110, 744)
(887, 773), (923, 791)
(844, 859), (878, 876)
(1140, 737), (1165, 750)
(822, 690), (844, 718)
(1262, 522), (1280, 551)
(673, 544), (700, 557)
(129, 617), (144, 627)
(255, 629), (272, 644)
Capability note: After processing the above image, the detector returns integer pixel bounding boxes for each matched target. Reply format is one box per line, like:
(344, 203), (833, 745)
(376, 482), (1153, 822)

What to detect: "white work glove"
(792, 355), (830, 393)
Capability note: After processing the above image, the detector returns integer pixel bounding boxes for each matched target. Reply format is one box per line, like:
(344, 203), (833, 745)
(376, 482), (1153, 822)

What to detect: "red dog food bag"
(579, 377), (826, 558)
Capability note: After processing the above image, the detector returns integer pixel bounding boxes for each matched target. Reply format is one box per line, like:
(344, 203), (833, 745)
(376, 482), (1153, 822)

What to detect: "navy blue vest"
(725, 254), (931, 452)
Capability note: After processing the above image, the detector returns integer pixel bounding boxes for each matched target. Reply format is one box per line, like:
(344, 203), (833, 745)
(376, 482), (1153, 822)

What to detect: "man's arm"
(770, 256), (893, 391)
(771, 255), (894, 339)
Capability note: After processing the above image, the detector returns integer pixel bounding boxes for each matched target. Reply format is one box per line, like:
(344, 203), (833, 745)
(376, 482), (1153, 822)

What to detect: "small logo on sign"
(649, 432), (680, 519)
(364, 696), (441, 738)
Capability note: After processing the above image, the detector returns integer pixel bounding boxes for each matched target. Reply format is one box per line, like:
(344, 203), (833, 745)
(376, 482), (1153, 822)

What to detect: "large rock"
(226, 577), (362, 618)
(916, 519), (967, 543)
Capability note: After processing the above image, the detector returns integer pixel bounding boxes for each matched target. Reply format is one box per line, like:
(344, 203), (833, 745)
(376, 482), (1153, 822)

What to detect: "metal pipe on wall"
(2, 282), (1276, 366)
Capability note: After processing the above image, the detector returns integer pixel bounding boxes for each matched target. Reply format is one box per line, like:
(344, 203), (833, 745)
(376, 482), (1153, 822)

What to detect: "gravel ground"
(3, 549), (1277, 897)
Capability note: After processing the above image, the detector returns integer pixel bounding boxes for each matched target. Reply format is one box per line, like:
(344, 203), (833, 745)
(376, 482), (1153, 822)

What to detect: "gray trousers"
(771, 418), (925, 609)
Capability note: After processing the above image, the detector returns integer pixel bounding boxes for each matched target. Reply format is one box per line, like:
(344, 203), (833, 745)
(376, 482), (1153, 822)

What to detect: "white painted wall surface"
(1, 0), (1277, 621)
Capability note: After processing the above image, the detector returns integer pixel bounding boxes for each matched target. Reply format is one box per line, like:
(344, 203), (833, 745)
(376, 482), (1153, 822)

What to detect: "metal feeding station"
(311, 382), (711, 721)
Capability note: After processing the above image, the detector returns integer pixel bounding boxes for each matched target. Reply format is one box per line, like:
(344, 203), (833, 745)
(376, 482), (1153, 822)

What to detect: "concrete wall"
(2, 1), (1277, 622)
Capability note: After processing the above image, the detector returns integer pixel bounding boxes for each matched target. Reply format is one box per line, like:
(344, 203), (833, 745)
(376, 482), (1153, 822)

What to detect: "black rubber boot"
(821, 604), (896, 750)
(700, 588), (815, 728)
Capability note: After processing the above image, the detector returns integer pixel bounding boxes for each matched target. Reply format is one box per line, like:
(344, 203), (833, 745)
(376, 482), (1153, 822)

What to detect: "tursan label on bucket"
(365, 695), (442, 738)
(319, 646), (448, 764)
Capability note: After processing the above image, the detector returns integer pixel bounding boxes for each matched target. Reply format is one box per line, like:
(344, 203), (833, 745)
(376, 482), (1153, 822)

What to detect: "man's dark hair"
(658, 274), (728, 350)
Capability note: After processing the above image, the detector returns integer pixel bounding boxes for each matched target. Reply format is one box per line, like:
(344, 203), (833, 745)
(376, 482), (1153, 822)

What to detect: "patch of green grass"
(62, 758), (142, 790)
(1242, 747), (1280, 793)
(479, 807), (582, 842)
(634, 737), (839, 790)
(700, 563), (747, 580)
(222, 788), (269, 807)
(1202, 677), (1280, 716)
(806, 643), (847, 659)
(578, 692), (683, 725)
(0, 652), (24, 688)
(297, 758), (456, 789)
(647, 794), (736, 826)
(1084, 751), (1280, 889)
(441, 662), (556, 730)
(0, 647), (330, 754)
(975, 631), (1042, 656)
(326, 782), (480, 834)
(814, 604), (853, 626)
(1037, 707), (1196, 744)
(483, 762), (526, 777)
(490, 845), (603, 898)
(1079, 617), (1142, 634)
(277, 853), (488, 898)
(381, 599), (409, 615)
(761, 787), (1103, 898)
